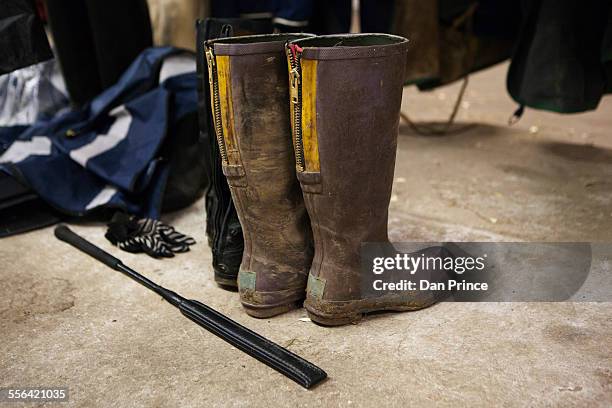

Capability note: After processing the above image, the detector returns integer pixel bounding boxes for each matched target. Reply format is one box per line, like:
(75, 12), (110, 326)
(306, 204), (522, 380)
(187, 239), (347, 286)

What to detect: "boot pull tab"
(288, 43), (303, 59)
(287, 44), (303, 98)
(220, 24), (234, 38)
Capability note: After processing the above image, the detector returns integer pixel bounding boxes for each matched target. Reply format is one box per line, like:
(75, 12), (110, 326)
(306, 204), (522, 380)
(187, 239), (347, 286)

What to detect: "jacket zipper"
(287, 44), (305, 172)
(205, 47), (229, 165)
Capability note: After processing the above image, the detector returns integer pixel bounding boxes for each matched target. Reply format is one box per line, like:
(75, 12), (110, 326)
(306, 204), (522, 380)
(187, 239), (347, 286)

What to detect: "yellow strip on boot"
(216, 55), (237, 156)
(301, 59), (320, 172)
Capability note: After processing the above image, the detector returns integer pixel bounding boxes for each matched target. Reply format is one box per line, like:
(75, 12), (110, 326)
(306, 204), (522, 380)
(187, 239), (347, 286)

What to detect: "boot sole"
(215, 278), (238, 290)
(214, 270), (238, 289)
(305, 298), (438, 327)
(242, 301), (301, 319)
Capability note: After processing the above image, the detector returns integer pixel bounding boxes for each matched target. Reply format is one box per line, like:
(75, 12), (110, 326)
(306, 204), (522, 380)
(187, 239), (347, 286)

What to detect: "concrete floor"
(1, 63), (611, 407)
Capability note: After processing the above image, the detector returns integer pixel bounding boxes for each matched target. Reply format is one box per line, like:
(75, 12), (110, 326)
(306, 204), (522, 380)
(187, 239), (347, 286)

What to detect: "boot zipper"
(206, 46), (230, 257)
(205, 47), (229, 165)
(287, 44), (305, 172)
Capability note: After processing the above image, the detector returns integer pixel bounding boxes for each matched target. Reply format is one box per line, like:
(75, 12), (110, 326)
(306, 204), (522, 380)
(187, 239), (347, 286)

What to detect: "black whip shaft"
(54, 225), (327, 389)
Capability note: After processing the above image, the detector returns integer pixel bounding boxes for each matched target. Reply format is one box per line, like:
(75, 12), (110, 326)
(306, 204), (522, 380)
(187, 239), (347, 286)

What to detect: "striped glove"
(105, 212), (195, 258)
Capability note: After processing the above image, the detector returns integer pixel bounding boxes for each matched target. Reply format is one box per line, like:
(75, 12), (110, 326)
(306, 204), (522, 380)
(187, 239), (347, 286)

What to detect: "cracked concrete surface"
(1, 63), (611, 407)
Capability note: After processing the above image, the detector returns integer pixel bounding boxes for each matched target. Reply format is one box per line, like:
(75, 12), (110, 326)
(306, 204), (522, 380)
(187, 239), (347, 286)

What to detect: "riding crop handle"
(55, 225), (121, 269)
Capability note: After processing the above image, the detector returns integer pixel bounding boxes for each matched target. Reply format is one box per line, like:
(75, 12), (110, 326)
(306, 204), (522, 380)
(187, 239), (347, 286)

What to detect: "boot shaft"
(206, 34), (308, 185)
(205, 34), (315, 316)
(286, 34), (408, 304)
(205, 34), (313, 223)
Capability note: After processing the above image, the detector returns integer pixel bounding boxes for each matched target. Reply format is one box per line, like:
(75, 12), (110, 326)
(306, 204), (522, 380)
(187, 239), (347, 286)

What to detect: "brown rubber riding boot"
(286, 34), (440, 325)
(205, 34), (314, 318)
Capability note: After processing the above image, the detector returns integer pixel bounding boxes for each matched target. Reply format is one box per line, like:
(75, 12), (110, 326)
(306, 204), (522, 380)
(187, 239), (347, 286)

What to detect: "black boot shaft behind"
(195, 18), (272, 287)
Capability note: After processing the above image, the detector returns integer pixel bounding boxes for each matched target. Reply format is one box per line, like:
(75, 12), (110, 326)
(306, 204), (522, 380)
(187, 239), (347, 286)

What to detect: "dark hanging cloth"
(0, 0), (53, 76)
(507, 0), (612, 113)
(45, 0), (153, 107)
(392, 0), (519, 88)
(209, 0), (397, 34)
(359, 0), (395, 33)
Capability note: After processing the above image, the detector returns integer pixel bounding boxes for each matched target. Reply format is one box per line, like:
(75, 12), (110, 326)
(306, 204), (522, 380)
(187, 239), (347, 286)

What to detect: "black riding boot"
(195, 18), (272, 288)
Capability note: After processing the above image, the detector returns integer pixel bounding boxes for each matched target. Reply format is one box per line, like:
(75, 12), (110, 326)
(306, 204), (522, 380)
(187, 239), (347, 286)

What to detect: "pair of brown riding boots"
(205, 33), (437, 326)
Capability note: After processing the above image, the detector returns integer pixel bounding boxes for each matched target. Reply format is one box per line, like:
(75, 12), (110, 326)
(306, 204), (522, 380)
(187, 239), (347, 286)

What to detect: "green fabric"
(307, 274), (326, 300)
(238, 271), (257, 290)
(507, 0), (612, 113)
